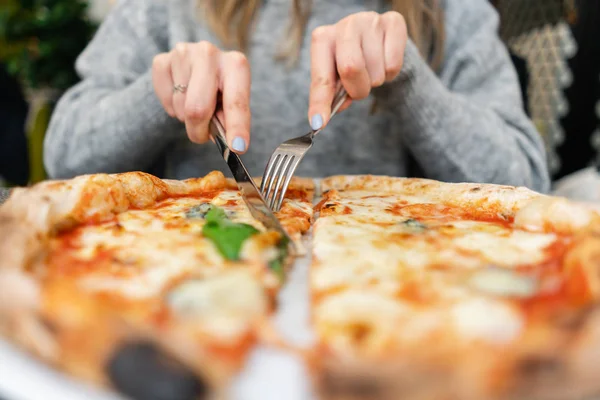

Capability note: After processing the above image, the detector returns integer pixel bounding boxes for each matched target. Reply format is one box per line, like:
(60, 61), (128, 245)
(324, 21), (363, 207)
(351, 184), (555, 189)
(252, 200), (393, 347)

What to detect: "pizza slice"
(0, 171), (313, 400)
(310, 175), (600, 400)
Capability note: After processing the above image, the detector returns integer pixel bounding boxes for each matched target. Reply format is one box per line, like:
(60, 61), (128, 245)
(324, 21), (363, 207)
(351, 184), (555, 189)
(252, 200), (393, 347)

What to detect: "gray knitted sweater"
(43, 0), (551, 192)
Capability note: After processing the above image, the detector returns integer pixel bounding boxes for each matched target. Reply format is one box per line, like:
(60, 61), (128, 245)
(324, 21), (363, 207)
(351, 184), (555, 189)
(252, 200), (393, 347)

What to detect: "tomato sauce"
(142, 189), (223, 210)
(514, 237), (593, 320)
(46, 221), (139, 279)
(386, 202), (513, 226)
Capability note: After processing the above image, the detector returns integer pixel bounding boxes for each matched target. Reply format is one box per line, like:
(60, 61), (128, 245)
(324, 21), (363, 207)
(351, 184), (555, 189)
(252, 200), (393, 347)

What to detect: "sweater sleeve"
(375, 0), (551, 193)
(43, 0), (181, 179)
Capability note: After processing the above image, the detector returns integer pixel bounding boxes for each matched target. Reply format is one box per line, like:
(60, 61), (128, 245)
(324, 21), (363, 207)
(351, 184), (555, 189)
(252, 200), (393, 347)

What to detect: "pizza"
(2, 172), (600, 400)
(310, 176), (600, 400)
(0, 171), (313, 399)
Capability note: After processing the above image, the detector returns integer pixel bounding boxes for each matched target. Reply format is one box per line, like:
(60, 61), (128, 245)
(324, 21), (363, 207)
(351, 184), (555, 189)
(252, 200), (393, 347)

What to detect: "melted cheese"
(451, 298), (523, 344)
(43, 185), (313, 354)
(312, 215), (558, 295)
(314, 290), (410, 353)
(312, 189), (559, 353)
(314, 289), (523, 353)
(452, 230), (557, 267)
(75, 229), (221, 297)
(51, 190), (282, 301)
(468, 268), (538, 298)
(168, 269), (267, 340)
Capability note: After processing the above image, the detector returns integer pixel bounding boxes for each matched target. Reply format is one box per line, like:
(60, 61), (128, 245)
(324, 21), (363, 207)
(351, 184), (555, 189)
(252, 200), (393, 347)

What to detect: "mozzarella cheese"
(468, 267), (538, 298)
(451, 298), (523, 344)
(49, 191), (282, 316)
(313, 189), (558, 352)
(312, 215), (557, 294)
(452, 230), (557, 267)
(168, 269), (267, 340)
(314, 290), (411, 353)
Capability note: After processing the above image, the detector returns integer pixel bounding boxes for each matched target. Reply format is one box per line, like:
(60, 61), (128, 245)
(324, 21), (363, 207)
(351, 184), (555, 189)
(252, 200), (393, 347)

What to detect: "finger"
(338, 98), (353, 112)
(220, 51), (251, 153)
(184, 41), (220, 144)
(361, 16), (386, 87)
(381, 11), (407, 81)
(308, 25), (336, 130)
(336, 21), (371, 100)
(152, 53), (176, 117)
(171, 43), (192, 121)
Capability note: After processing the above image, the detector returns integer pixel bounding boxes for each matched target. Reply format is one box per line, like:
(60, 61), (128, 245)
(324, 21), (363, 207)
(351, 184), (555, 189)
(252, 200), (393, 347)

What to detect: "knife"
(209, 116), (295, 254)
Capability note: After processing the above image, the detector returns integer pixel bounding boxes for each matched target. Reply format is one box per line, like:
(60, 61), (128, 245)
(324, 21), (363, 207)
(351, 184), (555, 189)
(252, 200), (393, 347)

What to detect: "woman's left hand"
(308, 11), (408, 130)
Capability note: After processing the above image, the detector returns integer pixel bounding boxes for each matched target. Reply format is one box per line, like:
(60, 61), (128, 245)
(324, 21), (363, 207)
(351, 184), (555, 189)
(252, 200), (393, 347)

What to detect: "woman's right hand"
(152, 41), (251, 153)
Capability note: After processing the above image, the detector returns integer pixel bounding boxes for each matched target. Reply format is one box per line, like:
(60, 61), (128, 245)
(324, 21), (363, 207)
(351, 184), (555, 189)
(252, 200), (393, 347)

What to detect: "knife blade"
(209, 116), (295, 254)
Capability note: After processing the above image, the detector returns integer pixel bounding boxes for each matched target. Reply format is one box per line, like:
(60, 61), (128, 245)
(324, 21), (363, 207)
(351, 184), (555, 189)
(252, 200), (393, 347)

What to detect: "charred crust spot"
(470, 187), (482, 192)
(322, 370), (384, 399)
(39, 316), (59, 336)
(106, 341), (207, 400)
(553, 307), (593, 332)
(498, 212), (511, 221)
(517, 355), (563, 381)
(349, 323), (372, 344)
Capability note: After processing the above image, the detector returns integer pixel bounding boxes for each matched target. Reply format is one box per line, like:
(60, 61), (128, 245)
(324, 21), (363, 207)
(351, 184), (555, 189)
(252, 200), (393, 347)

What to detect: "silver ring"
(173, 84), (188, 94)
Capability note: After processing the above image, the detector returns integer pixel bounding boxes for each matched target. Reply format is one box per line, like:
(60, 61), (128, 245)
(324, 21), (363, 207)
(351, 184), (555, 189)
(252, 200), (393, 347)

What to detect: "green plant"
(0, 0), (97, 91)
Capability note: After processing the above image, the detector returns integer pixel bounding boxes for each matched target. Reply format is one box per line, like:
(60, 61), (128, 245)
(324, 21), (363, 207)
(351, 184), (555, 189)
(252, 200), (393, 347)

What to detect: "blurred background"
(0, 0), (598, 197)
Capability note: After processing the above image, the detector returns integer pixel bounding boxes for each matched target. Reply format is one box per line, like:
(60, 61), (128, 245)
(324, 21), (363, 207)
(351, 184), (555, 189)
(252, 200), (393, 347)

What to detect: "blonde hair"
(200, 0), (445, 70)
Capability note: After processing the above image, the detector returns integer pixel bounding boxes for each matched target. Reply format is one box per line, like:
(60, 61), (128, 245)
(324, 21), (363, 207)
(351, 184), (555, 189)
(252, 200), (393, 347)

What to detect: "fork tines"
(260, 87), (348, 212)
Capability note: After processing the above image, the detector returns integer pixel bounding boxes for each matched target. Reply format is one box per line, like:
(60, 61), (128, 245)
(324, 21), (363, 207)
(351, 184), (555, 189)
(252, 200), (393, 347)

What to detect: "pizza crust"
(321, 175), (542, 211)
(514, 196), (600, 234)
(322, 175), (600, 234)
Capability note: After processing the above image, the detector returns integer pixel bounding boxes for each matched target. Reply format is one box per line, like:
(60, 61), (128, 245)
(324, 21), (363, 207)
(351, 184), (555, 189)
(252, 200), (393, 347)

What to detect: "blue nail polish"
(232, 137), (247, 152)
(310, 114), (324, 130)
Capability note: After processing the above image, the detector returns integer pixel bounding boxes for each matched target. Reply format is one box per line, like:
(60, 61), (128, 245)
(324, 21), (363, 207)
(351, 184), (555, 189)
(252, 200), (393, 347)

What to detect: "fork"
(260, 87), (348, 211)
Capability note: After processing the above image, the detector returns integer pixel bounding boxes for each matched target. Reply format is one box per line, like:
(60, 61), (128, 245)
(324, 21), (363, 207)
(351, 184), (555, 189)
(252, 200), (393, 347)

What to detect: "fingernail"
(310, 114), (323, 130)
(231, 137), (247, 152)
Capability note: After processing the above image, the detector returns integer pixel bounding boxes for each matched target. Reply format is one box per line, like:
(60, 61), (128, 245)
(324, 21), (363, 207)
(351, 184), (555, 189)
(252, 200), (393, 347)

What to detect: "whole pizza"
(1, 171), (600, 400)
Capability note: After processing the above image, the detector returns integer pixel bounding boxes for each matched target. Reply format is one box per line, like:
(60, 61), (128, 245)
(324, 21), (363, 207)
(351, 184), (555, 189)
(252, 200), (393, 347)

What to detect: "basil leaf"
(201, 206), (289, 272)
(203, 223), (259, 260)
(201, 206), (259, 260)
(268, 236), (289, 281)
(204, 207), (228, 224)
(269, 258), (284, 280)
(401, 218), (427, 232)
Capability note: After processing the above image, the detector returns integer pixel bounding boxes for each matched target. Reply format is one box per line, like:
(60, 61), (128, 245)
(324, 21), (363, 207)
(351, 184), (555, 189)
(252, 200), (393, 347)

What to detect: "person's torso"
(164, 0), (413, 179)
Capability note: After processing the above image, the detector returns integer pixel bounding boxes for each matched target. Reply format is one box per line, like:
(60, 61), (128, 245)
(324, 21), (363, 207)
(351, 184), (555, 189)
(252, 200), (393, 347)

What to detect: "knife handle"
(209, 116), (230, 160)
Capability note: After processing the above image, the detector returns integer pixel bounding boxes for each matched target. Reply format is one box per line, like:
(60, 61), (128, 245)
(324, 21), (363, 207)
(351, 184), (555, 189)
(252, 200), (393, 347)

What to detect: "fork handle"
(313, 86), (347, 136)
(331, 86), (348, 117)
